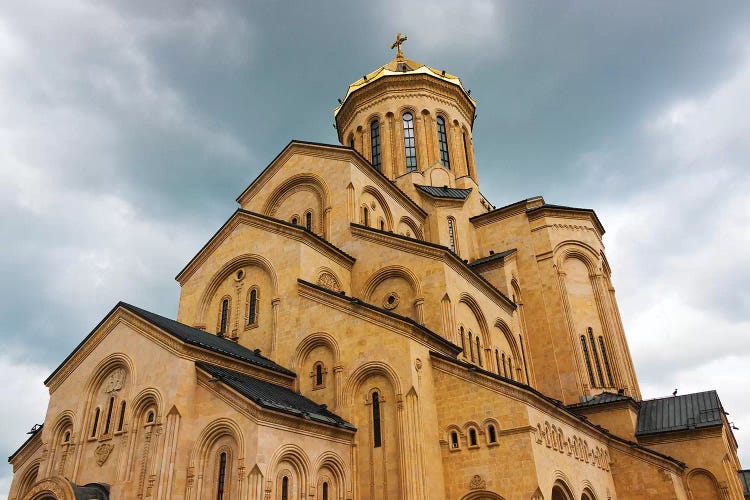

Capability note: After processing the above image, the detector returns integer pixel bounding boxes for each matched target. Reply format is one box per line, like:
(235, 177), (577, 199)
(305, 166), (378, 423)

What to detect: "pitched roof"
(415, 184), (472, 200)
(636, 390), (724, 436)
(567, 391), (633, 409)
(469, 249), (517, 267)
(119, 303), (296, 377)
(197, 362), (355, 430)
(738, 470), (750, 497)
(45, 302), (295, 385)
(7, 424), (42, 462)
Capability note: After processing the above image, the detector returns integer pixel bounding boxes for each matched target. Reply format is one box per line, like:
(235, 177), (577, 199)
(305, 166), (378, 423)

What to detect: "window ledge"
(244, 322), (259, 331)
(468, 444), (480, 450)
(449, 446), (461, 453)
(487, 441), (499, 448)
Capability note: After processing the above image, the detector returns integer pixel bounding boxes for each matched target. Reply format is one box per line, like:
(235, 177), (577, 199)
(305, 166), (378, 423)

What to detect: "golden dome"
(334, 53), (476, 117)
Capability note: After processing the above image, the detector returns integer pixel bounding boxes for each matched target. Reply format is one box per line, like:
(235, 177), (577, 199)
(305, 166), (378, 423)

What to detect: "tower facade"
(8, 40), (745, 500)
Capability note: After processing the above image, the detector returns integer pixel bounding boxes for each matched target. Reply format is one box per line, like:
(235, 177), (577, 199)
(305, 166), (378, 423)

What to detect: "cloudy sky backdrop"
(1, 0), (749, 493)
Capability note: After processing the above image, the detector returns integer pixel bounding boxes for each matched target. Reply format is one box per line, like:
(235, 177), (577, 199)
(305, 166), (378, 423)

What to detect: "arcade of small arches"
(445, 419), (500, 451)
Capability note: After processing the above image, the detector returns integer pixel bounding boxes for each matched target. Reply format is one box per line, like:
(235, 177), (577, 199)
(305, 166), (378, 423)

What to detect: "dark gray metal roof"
(568, 391), (633, 409)
(636, 390), (724, 436)
(415, 184), (472, 200)
(469, 249), (517, 267)
(197, 362), (355, 430)
(120, 303), (296, 377)
(73, 483), (109, 500)
(739, 470), (750, 497)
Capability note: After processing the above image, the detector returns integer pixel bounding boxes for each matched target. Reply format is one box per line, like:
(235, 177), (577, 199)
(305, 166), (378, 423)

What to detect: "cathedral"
(8, 36), (749, 500)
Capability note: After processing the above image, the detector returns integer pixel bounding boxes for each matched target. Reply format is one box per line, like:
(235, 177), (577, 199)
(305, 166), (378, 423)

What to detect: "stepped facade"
(8, 39), (747, 500)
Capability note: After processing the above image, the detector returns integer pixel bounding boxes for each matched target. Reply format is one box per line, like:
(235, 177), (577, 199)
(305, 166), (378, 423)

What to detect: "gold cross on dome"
(390, 33), (408, 60)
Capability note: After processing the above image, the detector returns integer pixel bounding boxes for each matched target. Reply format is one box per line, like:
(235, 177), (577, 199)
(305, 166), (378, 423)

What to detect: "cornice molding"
(196, 367), (354, 441)
(46, 308), (294, 393)
(527, 205), (605, 236)
(176, 209), (355, 285)
(8, 431), (42, 469)
(297, 280), (461, 357)
(470, 197), (545, 227)
(235, 141), (426, 222)
(335, 73), (476, 135)
(429, 353), (686, 471)
(350, 224), (516, 314)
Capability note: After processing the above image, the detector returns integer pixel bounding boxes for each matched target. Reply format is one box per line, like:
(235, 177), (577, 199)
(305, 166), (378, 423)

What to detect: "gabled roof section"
(44, 302), (296, 386)
(235, 140), (426, 219)
(567, 391), (634, 409)
(636, 390), (724, 436)
(415, 184), (472, 200)
(197, 362), (355, 430)
(469, 249), (517, 268)
(8, 423), (42, 462)
(175, 208), (355, 284)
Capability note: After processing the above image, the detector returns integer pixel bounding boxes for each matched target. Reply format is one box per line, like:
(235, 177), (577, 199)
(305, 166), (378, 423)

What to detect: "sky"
(1, 0), (749, 493)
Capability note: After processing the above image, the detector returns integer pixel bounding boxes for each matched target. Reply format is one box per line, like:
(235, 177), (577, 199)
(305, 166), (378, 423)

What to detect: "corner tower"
(335, 34), (478, 188)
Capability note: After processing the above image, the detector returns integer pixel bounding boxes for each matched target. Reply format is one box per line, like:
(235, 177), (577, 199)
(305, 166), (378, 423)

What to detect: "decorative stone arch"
(21, 476), (75, 500)
(481, 417), (501, 445)
(686, 468), (722, 500)
(262, 173), (331, 238)
(314, 266), (342, 292)
(361, 185), (394, 231)
(129, 387), (163, 424)
(343, 361), (403, 406)
(494, 319), (523, 377)
(580, 481), (597, 500)
(292, 332), (341, 370)
(458, 293), (490, 347)
(312, 451), (350, 498)
(398, 215), (423, 239)
(188, 418), (244, 500)
(444, 424), (464, 449)
(197, 254), (278, 325)
(553, 241), (601, 277)
(268, 443), (311, 499)
(361, 265), (422, 301)
(463, 420), (482, 447)
(551, 472), (576, 500)
(15, 459), (42, 500)
(81, 353), (134, 439)
(46, 411), (75, 477)
(460, 491), (505, 500)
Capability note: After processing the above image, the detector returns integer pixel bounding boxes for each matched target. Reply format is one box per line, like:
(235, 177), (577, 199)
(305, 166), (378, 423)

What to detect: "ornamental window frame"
(436, 115), (451, 169)
(246, 286), (260, 329)
(370, 119), (382, 171)
(402, 111), (417, 171)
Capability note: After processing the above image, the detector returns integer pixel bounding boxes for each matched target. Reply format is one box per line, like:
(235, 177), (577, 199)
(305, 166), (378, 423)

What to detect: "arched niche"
(263, 173), (330, 238)
(361, 265), (423, 321)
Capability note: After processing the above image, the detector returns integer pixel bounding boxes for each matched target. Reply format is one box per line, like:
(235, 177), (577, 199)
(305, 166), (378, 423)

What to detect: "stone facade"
(8, 46), (745, 500)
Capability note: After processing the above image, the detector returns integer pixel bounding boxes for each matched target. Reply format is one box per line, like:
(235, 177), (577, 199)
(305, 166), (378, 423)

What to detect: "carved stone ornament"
(415, 358), (423, 371)
(95, 443), (115, 466)
(104, 368), (126, 393)
(317, 272), (341, 292)
(383, 292), (400, 310)
(469, 474), (486, 490)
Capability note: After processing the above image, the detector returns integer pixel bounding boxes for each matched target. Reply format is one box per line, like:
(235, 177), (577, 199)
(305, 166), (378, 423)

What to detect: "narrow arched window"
(598, 335), (615, 387)
(305, 211), (312, 231)
(104, 396), (115, 434)
(380, 219), (385, 231)
(460, 326), (466, 358)
(502, 353), (507, 377)
(315, 363), (324, 387)
(216, 452), (227, 500)
(248, 289), (258, 325)
(468, 331), (475, 362)
(508, 358), (513, 380)
(91, 408), (100, 437)
(462, 130), (470, 172)
(219, 298), (229, 335)
(588, 327), (605, 386)
(451, 431), (459, 448)
(488, 425), (497, 443)
(437, 116), (450, 168)
(362, 206), (369, 226)
(64, 431), (71, 443)
(370, 120), (381, 171)
(147, 410), (155, 423)
(495, 349), (501, 375)
(372, 391), (382, 448)
(447, 217), (456, 252)
(322, 482), (329, 500)
(291, 216), (298, 225)
(581, 335), (596, 387)
(469, 428), (478, 446)
(117, 401), (126, 432)
(348, 135), (355, 149)
(476, 336), (482, 366)
(281, 476), (289, 500)
(402, 112), (417, 171)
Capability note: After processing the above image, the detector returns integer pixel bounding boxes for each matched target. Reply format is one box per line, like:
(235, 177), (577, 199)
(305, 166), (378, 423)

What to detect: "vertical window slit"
(581, 335), (596, 387)
(437, 116), (451, 168)
(91, 408), (100, 437)
(588, 327), (605, 386)
(248, 289), (257, 325)
(219, 299), (229, 335)
(216, 452), (227, 500)
(117, 401), (126, 432)
(598, 335), (615, 386)
(402, 112), (417, 171)
(372, 391), (382, 448)
(104, 396), (114, 434)
(370, 120), (381, 171)
(281, 476), (289, 500)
